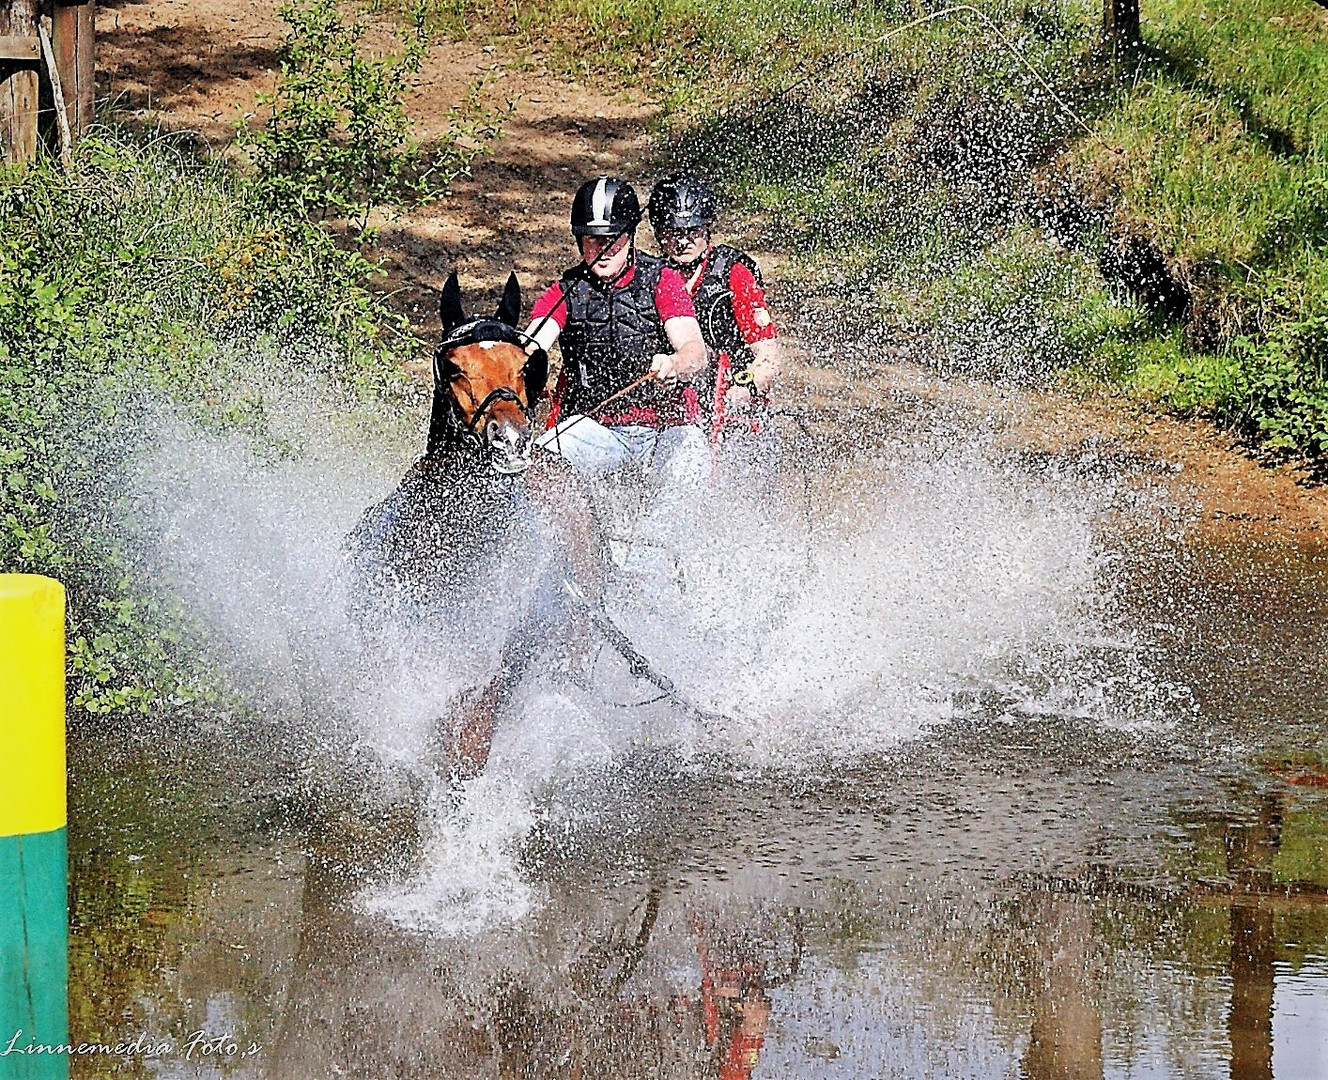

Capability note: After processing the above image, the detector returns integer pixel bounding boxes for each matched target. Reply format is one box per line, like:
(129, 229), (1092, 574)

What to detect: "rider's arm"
(651, 267), (708, 382)
(524, 281), (567, 355)
(730, 261), (781, 394)
(655, 317), (706, 381)
(747, 338), (782, 394)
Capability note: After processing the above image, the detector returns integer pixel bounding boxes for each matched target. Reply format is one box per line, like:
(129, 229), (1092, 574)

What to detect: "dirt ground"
(95, 0), (1328, 548)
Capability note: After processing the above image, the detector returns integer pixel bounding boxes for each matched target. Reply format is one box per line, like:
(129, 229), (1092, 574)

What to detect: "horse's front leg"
(447, 675), (504, 780)
(444, 609), (545, 780)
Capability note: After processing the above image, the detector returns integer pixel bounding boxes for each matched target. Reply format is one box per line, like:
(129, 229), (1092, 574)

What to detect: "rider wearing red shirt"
(527, 245), (701, 428)
(647, 174), (782, 442)
(527, 177), (710, 518)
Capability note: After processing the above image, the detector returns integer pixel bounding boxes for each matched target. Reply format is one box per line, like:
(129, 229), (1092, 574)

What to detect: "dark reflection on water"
(67, 539), (1328, 1078)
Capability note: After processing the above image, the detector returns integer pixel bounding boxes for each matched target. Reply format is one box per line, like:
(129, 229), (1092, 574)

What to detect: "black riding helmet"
(570, 176), (642, 238)
(648, 174), (718, 235)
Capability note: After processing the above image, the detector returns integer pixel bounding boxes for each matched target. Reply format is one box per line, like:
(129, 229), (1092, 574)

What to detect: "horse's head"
(428, 271), (549, 474)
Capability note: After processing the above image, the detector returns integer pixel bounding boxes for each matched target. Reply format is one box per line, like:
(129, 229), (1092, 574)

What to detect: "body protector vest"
(557, 253), (674, 417)
(690, 244), (763, 406)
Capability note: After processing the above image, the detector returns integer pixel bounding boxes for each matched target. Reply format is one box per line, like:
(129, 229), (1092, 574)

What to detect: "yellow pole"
(0, 574), (68, 1080)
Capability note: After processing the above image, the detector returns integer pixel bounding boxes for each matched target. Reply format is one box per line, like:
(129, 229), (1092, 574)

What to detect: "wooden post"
(0, 0), (40, 163)
(50, 0), (91, 138)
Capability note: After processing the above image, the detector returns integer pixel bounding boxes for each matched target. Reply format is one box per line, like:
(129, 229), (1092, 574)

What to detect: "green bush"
(1234, 311), (1328, 462)
(0, 135), (415, 718)
(1130, 306), (1328, 470)
(237, 0), (504, 228)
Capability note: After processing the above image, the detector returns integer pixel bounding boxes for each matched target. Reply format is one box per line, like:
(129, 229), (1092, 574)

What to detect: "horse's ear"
(495, 271), (521, 327)
(439, 270), (465, 331)
(522, 349), (549, 406)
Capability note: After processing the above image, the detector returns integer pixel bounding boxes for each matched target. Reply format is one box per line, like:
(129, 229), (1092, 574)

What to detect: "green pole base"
(0, 828), (68, 1080)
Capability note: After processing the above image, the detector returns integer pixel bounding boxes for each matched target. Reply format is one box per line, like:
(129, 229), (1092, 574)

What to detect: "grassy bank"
(413, 0), (1327, 472)
(1082, 0), (1327, 461)
(0, 135), (416, 719)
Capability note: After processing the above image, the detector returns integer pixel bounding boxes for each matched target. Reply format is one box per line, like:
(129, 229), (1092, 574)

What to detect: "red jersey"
(680, 247), (777, 433)
(681, 255), (778, 345)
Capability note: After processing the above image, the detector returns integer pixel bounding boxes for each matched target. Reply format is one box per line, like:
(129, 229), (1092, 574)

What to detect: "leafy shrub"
(237, 0), (503, 228)
(0, 135), (415, 718)
(1233, 312), (1328, 464)
(1130, 307), (1328, 473)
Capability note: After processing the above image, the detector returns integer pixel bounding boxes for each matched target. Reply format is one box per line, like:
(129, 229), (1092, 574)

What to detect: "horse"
(346, 271), (707, 780)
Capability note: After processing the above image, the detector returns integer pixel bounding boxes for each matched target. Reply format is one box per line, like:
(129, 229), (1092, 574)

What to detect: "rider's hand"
(724, 384), (753, 413)
(650, 353), (682, 384)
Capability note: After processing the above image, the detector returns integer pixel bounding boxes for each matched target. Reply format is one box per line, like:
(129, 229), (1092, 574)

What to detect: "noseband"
(463, 384), (533, 436)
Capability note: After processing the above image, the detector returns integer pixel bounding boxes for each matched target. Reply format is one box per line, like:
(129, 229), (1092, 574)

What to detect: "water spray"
(744, 4), (1124, 156)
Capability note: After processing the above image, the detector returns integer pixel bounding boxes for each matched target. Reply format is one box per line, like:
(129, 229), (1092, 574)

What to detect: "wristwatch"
(732, 367), (759, 399)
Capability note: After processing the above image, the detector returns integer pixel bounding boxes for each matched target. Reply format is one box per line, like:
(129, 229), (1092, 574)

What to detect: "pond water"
(66, 406), (1327, 1079)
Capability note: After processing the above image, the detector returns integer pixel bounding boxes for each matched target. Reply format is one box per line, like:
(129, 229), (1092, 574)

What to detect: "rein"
(465, 385), (533, 435)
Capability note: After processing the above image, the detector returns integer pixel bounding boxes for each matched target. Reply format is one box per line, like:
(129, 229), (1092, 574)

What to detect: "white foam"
(125, 371), (1186, 936)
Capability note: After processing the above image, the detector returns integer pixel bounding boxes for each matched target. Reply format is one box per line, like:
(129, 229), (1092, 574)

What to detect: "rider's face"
(579, 232), (632, 279)
(658, 225), (709, 267)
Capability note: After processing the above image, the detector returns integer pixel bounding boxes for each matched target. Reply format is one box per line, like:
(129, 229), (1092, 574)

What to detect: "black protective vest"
(690, 244), (762, 404)
(557, 253), (673, 415)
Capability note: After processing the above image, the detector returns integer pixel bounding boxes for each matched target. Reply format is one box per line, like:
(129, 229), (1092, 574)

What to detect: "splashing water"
(124, 362), (1186, 935)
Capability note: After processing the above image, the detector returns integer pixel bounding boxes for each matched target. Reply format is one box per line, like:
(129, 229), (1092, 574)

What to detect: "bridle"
(440, 381), (534, 451)
(429, 317), (548, 456)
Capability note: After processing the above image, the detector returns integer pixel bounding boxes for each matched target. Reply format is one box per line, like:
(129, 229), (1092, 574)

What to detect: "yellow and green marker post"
(0, 575), (68, 1080)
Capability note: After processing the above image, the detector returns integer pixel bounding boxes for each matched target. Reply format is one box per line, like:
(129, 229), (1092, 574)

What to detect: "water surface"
(67, 413), (1328, 1079)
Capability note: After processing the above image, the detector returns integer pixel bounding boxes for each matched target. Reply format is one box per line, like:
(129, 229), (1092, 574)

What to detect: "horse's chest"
(350, 466), (547, 608)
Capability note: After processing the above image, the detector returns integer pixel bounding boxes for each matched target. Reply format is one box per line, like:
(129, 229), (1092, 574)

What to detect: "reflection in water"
(1231, 902), (1275, 1080)
(691, 908), (800, 1079)
(1018, 895), (1103, 1080)
(65, 734), (1328, 1079)
(1227, 794), (1282, 1080)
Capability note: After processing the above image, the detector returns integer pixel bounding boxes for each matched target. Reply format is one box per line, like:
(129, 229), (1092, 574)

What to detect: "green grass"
(1082, 0), (1328, 309)
(1082, 0), (1328, 462)
(394, 0), (1328, 468)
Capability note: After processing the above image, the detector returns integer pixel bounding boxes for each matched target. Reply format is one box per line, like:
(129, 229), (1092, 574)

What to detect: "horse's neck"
(420, 446), (481, 474)
(413, 452), (521, 517)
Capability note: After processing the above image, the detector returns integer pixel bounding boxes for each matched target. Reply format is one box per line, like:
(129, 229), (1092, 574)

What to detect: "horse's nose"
(486, 417), (525, 449)
(485, 417), (533, 472)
